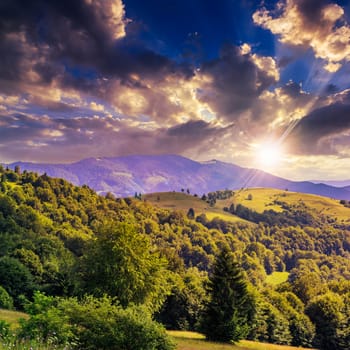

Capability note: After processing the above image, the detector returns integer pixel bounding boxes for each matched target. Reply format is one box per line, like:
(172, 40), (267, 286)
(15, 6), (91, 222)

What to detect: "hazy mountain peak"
(8, 154), (350, 200)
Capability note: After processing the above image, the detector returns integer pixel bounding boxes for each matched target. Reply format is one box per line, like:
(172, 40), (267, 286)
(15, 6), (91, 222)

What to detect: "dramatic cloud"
(0, 112), (232, 163)
(1, 0), (350, 181)
(253, 0), (350, 71)
(0, 0), (181, 99)
(288, 102), (350, 155)
(198, 44), (279, 121)
(85, 0), (127, 40)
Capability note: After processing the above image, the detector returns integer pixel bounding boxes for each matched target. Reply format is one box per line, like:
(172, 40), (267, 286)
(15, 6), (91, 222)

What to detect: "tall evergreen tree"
(201, 247), (254, 343)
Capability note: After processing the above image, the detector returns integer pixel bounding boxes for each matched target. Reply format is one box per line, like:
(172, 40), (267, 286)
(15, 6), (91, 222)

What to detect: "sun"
(255, 142), (283, 170)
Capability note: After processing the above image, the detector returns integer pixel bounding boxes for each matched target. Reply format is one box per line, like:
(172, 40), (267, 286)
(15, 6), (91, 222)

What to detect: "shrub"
(0, 256), (36, 307)
(19, 292), (175, 350)
(0, 320), (11, 341)
(0, 286), (13, 309)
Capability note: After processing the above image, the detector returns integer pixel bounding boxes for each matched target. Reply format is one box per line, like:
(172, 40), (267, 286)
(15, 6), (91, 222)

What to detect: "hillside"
(145, 188), (350, 228)
(144, 192), (250, 224)
(230, 188), (350, 226)
(0, 166), (350, 349)
(8, 154), (350, 200)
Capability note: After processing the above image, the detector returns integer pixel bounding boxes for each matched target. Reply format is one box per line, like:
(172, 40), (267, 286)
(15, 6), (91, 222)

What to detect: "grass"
(168, 331), (317, 350)
(0, 341), (63, 350)
(143, 188), (350, 226)
(0, 311), (316, 350)
(144, 192), (250, 224)
(144, 187), (350, 227)
(0, 309), (70, 350)
(265, 272), (289, 285)
(0, 309), (28, 328)
(231, 188), (350, 224)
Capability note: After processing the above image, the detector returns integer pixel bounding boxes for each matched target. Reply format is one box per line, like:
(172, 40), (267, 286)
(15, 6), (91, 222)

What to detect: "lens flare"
(255, 142), (283, 170)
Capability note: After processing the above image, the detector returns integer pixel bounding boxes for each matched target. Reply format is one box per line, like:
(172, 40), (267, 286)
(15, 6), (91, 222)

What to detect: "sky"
(1, 0), (350, 180)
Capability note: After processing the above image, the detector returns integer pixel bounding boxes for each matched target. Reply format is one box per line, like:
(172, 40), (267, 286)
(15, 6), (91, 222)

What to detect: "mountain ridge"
(310, 179), (350, 188)
(8, 154), (350, 200)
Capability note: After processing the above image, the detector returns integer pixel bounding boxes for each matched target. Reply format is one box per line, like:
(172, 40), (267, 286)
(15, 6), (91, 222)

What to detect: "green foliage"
(289, 312), (315, 347)
(19, 292), (73, 345)
(78, 222), (171, 310)
(0, 286), (13, 310)
(289, 260), (328, 304)
(67, 300), (175, 350)
(13, 248), (44, 278)
(157, 267), (208, 331)
(201, 247), (255, 343)
(1, 168), (350, 348)
(259, 289), (315, 347)
(0, 320), (11, 341)
(306, 292), (350, 350)
(0, 256), (36, 307)
(249, 300), (292, 345)
(19, 292), (175, 350)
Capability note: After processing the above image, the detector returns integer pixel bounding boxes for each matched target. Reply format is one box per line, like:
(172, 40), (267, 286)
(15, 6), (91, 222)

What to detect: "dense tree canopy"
(0, 168), (349, 348)
(78, 221), (171, 310)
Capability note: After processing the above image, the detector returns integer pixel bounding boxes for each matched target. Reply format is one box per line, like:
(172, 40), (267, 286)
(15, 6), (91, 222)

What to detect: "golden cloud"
(84, 0), (127, 40)
(253, 0), (350, 72)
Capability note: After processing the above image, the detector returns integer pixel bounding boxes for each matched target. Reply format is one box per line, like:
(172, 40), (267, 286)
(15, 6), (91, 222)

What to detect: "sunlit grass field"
(230, 188), (350, 223)
(168, 331), (317, 350)
(144, 187), (350, 226)
(265, 272), (289, 285)
(0, 309), (28, 328)
(144, 192), (250, 224)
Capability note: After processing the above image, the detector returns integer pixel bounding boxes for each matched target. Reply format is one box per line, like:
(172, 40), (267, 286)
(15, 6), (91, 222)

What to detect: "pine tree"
(201, 247), (254, 343)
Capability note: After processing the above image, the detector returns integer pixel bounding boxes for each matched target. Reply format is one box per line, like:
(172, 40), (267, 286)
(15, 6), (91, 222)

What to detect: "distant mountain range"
(310, 179), (350, 188)
(8, 154), (350, 200)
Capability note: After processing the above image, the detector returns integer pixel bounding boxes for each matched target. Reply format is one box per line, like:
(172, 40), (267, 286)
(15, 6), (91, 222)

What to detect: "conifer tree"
(201, 247), (254, 343)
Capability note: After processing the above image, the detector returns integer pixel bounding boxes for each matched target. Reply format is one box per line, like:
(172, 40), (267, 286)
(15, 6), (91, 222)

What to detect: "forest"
(0, 165), (349, 349)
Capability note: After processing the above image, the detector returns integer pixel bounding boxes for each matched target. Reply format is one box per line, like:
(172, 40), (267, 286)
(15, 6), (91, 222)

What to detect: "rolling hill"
(145, 188), (350, 227)
(144, 191), (250, 224)
(8, 154), (350, 200)
(229, 188), (350, 225)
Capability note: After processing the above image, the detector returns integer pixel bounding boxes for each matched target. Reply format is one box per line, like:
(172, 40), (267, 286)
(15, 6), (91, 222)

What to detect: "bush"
(0, 286), (13, 309)
(0, 256), (36, 307)
(19, 292), (175, 350)
(0, 320), (11, 342)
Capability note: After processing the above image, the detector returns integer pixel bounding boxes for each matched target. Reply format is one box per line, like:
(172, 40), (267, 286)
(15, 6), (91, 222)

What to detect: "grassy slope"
(265, 272), (289, 285)
(144, 188), (350, 226)
(230, 188), (350, 224)
(0, 309), (28, 328)
(169, 331), (317, 350)
(144, 192), (250, 224)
